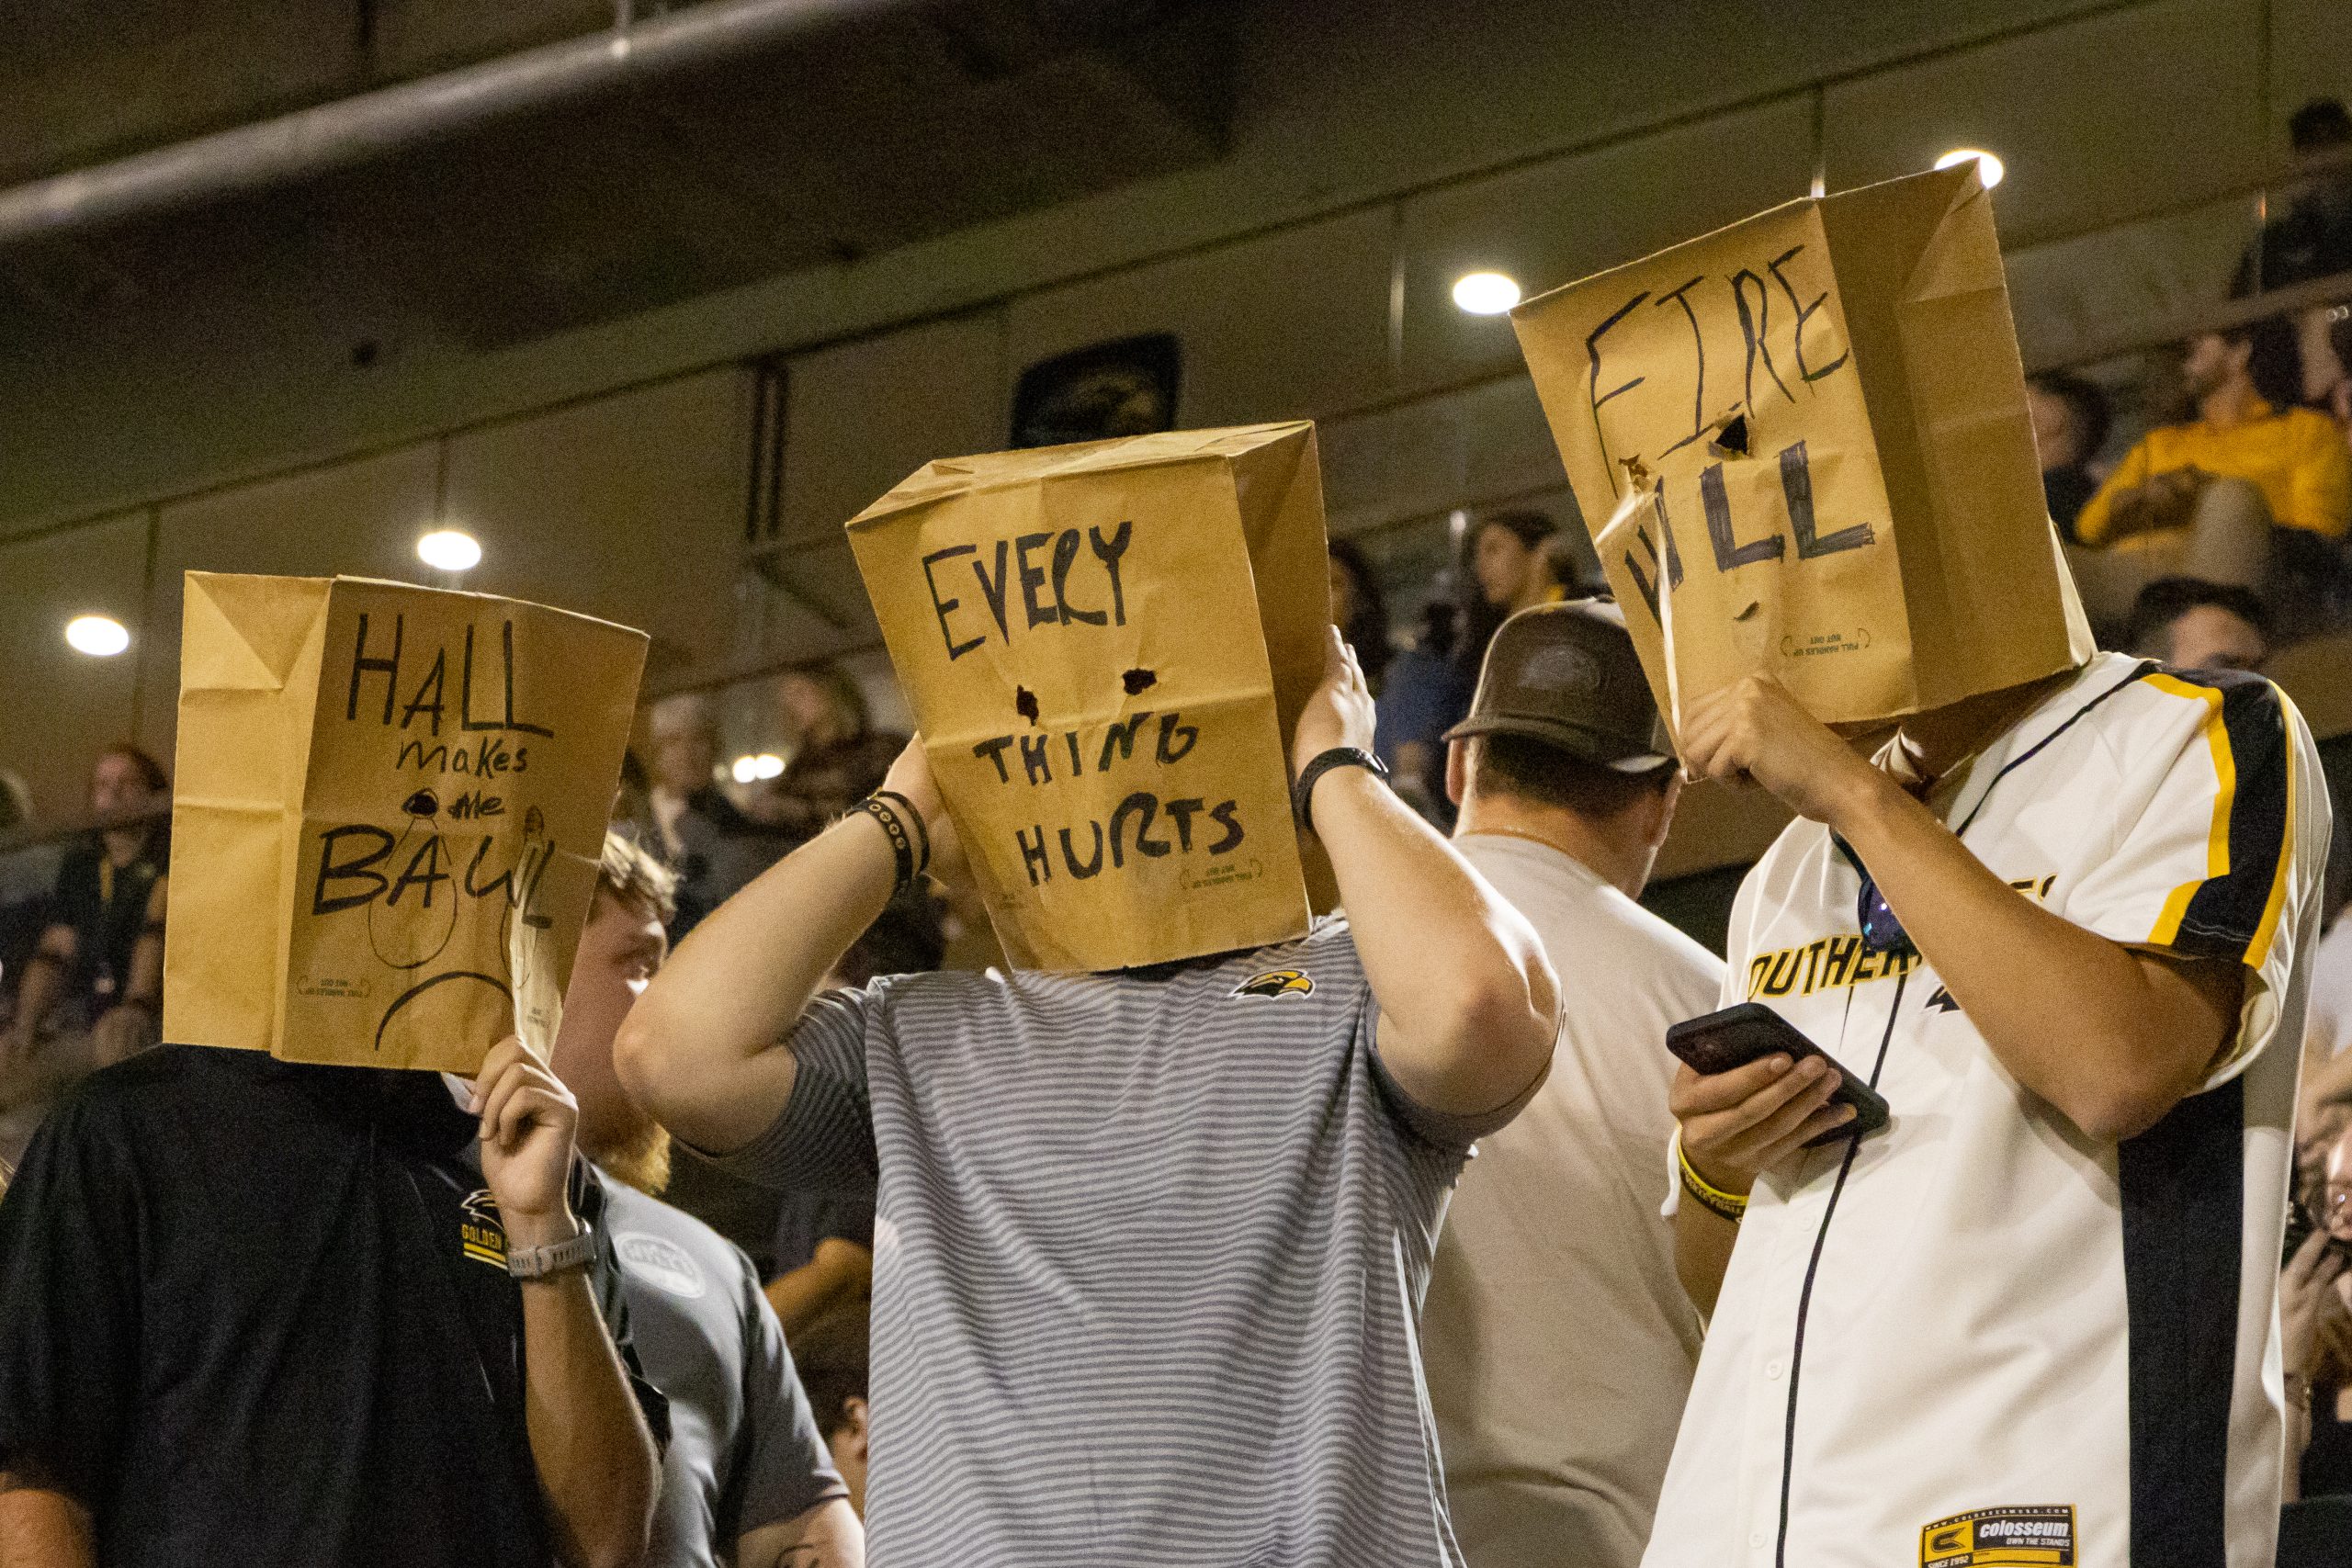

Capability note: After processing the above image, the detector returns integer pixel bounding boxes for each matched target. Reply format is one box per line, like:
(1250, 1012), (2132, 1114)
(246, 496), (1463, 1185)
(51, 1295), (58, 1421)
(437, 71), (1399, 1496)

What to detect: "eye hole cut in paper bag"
(846, 423), (1332, 973)
(163, 573), (648, 1074)
(1510, 163), (2092, 740)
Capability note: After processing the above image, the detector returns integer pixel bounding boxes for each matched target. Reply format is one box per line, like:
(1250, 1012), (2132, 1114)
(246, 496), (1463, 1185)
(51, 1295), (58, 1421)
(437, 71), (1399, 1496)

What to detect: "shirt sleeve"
(726, 1258), (849, 1537)
(702, 986), (881, 1197)
(2071, 438), (2151, 547)
(2290, 412), (2352, 538)
(2063, 670), (2320, 1080)
(0, 1095), (142, 1502)
(577, 1163), (672, 1451)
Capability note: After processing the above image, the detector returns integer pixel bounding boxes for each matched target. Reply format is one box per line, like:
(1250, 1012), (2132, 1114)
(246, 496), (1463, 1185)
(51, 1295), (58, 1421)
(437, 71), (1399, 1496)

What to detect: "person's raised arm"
(614, 743), (958, 1156)
(471, 1039), (659, 1568)
(1680, 675), (2244, 1144)
(763, 1238), (872, 1339)
(1299, 629), (1559, 1116)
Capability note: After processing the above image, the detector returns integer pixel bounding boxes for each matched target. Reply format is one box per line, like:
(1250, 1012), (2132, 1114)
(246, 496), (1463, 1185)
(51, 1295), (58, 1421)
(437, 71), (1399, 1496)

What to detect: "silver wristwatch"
(505, 1220), (595, 1280)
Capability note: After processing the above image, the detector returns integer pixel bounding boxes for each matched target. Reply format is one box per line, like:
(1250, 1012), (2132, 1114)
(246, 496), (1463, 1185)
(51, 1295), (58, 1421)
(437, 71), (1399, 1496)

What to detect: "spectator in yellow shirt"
(2068, 319), (2351, 628)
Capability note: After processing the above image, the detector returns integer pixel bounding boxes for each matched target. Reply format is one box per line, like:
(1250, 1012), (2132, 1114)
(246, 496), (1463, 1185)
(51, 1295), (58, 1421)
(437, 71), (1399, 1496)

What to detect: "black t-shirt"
(771, 1190), (876, 1276)
(0, 1045), (665, 1568)
(49, 829), (168, 1008)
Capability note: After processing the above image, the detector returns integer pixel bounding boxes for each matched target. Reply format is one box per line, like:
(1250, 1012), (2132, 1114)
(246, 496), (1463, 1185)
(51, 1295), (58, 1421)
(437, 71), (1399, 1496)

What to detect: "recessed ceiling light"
(730, 755), (761, 784)
(1452, 271), (1523, 315)
(752, 753), (786, 780)
(416, 528), (482, 572)
(65, 615), (130, 657)
(1935, 147), (2005, 189)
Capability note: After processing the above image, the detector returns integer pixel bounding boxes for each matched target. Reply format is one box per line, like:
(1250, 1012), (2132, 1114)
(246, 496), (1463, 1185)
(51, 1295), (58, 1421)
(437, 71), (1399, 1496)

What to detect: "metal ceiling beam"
(0, 0), (922, 251)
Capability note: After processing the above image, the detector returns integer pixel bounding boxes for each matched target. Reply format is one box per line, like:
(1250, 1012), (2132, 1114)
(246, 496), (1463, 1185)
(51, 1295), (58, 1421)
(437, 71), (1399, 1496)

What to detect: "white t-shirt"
(1423, 834), (1719, 1568)
(2305, 916), (2352, 1062)
(1642, 652), (2331, 1568)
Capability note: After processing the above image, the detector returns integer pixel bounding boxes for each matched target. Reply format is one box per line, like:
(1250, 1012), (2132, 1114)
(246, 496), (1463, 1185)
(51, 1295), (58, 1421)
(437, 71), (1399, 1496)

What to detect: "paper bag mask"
(846, 423), (1329, 972)
(1512, 163), (2092, 736)
(164, 573), (648, 1073)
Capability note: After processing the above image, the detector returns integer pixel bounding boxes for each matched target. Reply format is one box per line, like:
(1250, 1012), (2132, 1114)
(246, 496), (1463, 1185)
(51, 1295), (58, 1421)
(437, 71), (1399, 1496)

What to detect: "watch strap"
(505, 1220), (595, 1280)
(1292, 746), (1389, 830)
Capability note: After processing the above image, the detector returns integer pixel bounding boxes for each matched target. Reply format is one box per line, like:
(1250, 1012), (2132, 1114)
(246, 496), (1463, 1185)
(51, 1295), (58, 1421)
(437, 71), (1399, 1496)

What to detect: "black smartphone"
(1666, 1002), (1891, 1147)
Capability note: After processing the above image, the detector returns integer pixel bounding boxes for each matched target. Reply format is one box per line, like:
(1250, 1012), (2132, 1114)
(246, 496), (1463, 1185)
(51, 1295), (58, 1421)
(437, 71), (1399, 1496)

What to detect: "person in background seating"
(747, 666), (906, 844)
(644, 694), (771, 941)
(2029, 371), (2114, 542)
(792, 1303), (872, 1520)
(2071, 319), (2349, 629)
(2122, 577), (2273, 673)
(1329, 537), (1395, 694)
(2235, 99), (2352, 298)
(4, 745), (172, 1075)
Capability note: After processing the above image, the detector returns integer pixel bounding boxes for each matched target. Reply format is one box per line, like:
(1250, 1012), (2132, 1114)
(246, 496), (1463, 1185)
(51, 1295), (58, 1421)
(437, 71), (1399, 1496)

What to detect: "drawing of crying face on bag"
(164, 573), (648, 1074)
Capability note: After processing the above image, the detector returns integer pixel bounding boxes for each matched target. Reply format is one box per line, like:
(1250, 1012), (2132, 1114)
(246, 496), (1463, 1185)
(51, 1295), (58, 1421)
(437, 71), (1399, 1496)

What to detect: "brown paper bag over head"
(163, 573), (648, 1074)
(847, 423), (1330, 972)
(1511, 163), (2092, 739)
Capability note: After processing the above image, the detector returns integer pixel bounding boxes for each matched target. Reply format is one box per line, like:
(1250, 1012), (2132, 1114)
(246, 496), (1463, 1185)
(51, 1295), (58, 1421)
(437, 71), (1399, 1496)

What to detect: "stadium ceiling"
(0, 0), (1237, 347)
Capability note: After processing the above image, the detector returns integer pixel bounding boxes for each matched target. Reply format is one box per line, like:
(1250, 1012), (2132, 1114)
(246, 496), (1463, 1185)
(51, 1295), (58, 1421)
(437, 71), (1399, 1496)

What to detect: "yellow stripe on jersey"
(2143, 673), (2234, 947)
(2246, 691), (2301, 970)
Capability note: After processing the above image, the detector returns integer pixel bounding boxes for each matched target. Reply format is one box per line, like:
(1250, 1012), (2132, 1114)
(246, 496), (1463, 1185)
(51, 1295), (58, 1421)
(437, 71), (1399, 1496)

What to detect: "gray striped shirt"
(715, 919), (1505, 1566)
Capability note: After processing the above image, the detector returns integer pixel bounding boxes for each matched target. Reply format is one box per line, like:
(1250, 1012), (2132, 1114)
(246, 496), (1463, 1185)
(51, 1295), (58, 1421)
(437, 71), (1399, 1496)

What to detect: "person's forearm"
(8, 937), (70, 1041)
(1829, 773), (2230, 1142)
(740, 1497), (866, 1568)
(1306, 767), (1557, 1111)
(0, 1482), (96, 1568)
(616, 814), (896, 1153)
(519, 1262), (659, 1568)
(763, 1240), (872, 1338)
(1672, 1198), (1738, 1318)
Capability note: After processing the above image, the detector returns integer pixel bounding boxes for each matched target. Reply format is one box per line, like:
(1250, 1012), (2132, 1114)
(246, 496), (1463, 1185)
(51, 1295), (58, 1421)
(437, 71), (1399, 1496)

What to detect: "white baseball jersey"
(1642, 652), (2330, 1568)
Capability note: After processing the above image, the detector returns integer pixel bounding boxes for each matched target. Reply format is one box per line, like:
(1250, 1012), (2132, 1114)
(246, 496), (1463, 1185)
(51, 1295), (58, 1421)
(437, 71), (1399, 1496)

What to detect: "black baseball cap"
(1442, 599), (1674, 773)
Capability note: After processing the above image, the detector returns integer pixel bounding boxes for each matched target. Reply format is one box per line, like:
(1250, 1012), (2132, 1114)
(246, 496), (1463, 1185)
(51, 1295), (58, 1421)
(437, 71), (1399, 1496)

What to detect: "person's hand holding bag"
(468, 1035), (582, 1252)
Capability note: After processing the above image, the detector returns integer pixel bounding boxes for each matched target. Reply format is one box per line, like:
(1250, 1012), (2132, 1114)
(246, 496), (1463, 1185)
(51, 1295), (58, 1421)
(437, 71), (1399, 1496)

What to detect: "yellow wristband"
(1677, 1135), (1748, 1223)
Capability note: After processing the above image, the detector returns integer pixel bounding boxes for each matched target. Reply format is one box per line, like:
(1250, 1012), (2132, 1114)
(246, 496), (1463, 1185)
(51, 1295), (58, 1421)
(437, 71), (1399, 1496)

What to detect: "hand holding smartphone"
(1667, 1003), (1889, 1147)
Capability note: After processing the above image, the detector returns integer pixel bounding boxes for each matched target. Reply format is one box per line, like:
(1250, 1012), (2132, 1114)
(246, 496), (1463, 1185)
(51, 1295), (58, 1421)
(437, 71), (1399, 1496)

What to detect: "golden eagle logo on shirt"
(459, 1187), (507, 1269)
(1233, 969), (1314, 999)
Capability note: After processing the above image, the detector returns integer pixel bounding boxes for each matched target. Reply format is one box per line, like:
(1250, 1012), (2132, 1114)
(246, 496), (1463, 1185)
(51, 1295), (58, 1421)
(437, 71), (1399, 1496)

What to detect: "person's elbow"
(609, 1006), (670, 1118)
(2052, 1034), (2206, 1145)
(1426, 939), (1559, 1102)
(2061, 1077), (2191, 1145)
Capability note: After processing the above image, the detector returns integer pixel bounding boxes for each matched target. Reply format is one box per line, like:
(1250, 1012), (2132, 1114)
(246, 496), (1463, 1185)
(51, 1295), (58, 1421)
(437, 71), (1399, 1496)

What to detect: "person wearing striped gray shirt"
(618, 629), (1561, 1567)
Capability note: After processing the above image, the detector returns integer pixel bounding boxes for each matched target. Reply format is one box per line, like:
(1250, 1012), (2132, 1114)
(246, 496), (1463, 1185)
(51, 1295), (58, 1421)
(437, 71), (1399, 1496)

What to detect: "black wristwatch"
(1292, 746), (1390, 830)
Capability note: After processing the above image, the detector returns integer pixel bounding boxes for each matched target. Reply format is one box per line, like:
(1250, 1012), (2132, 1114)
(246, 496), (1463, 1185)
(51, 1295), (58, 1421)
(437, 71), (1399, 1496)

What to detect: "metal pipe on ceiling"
(0, 0), (917, 251)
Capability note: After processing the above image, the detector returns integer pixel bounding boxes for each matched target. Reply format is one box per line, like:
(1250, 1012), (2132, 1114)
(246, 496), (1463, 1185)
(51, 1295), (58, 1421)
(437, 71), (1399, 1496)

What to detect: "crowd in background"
(5, 102), (2352, 1559)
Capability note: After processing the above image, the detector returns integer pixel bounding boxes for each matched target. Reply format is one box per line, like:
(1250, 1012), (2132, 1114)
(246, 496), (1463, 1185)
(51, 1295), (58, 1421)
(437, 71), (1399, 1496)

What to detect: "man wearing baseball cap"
(1419, 600), (1720, 1568)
